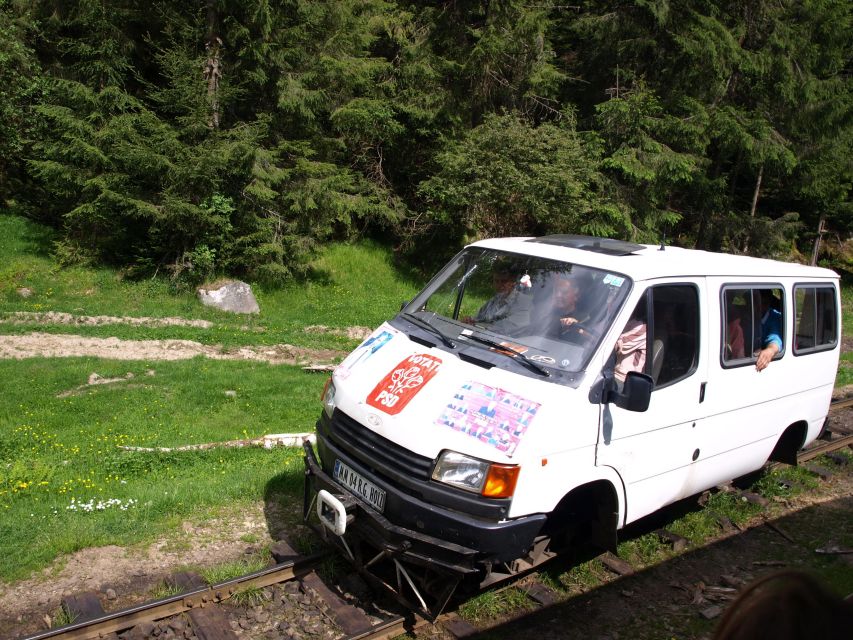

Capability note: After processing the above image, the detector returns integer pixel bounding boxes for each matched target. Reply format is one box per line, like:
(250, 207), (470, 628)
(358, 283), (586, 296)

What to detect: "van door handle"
(699, 382), (707, 403)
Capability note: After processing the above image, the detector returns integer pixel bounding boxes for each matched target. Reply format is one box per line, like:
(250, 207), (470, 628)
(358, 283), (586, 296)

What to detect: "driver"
(553, 276), (585, 336)
(529, 274), (594, 340)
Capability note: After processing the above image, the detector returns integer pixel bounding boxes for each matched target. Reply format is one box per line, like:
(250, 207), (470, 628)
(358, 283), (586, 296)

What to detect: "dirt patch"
(56, 370), (156, 397)
(0, 311), (214, 329)
(0, 332), (345, 365)
(0, 505), (280, 638)
(304, 325), (373, 340)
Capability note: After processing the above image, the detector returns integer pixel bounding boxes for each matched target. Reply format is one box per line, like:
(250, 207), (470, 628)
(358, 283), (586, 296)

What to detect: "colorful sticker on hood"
(436, 382), (540, 456)
(366, 353), (442, 415)
(337, 330), (395, 380)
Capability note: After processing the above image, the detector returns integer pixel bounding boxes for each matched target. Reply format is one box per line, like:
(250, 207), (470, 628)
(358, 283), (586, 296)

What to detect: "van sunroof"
(526, 234), (646, 256)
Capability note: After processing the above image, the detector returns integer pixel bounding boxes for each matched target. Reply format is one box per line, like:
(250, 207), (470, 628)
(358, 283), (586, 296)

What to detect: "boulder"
(197, 280), (260, 314)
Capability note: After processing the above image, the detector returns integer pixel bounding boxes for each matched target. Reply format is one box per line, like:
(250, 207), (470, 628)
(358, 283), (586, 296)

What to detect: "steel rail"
(22, 551), (329, 640)
(797, 434), (853, 463)
(830, 395), (853, 412)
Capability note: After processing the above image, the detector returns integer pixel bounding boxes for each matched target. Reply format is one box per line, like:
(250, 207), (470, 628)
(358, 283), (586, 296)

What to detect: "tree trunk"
(742, 164), (763, 253)
(810, 216), (826, 266)
(748, 164), (763, 219)
(204, 1), (221, 129)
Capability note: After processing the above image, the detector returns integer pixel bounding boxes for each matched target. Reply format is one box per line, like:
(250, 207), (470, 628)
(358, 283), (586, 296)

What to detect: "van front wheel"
(545, 481), (619, 559)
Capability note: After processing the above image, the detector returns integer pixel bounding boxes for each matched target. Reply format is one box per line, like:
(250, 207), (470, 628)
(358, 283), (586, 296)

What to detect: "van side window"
(651, 285), (699, 388)
(721, 286), (785, 367)
(793, 285), (837, 354)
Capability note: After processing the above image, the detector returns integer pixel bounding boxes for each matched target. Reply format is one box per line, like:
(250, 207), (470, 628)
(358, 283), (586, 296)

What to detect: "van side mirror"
(609, 372), (653, 412)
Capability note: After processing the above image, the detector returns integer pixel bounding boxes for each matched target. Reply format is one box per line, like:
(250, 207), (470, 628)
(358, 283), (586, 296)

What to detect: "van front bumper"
(302, 439), (546, 576)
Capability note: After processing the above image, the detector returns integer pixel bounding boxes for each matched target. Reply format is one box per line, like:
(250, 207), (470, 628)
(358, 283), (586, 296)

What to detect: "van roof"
(471, 235), (839, 282)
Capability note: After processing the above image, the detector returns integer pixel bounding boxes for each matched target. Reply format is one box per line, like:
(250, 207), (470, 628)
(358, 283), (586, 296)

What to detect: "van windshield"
(401, 248), (632, 375)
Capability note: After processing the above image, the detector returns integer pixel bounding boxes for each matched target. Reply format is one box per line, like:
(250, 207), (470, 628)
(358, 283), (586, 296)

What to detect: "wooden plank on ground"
(301, 571), (373, 635)
(188, 606), (239, 640)
(654, 529), (689, 552)
(168, 571), (207, 592)
(270, 539), (302, 563)
(442, 613), (478, 638)
(803, 463), (834, 480)
(600, 552), (634, 576)
(525, 582), (559, 606)
(62, 592), (106, 622)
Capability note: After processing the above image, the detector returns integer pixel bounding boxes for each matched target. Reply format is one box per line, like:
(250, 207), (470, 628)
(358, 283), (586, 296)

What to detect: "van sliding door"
(596, 280), (708, 525)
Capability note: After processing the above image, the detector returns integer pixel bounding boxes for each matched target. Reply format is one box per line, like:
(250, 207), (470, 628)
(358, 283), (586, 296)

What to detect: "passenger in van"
(755, 290), (783, 372)
(614, 304), (647, 386)
(467, 264), (531, 333)
(726, 302), (746, 359)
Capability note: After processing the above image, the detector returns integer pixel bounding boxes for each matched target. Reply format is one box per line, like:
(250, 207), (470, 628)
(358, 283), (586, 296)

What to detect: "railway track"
(17, 398), (853, 640)
(18, 542), (426, 640)
(805, 394), (853, 462)
(22, 552), (332, 640)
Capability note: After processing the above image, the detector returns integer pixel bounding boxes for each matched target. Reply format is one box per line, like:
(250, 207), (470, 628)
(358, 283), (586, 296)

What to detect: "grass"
(0, 213), (424, 350)
(230, 585), (271, 607)
(0, 356), (321, 581)
(148, 581), (183, 600)
(50, 606), (77, 628)
(200, 552), (271, 585)
(0, 212), (428, 583)
(459, 587), (534, 622)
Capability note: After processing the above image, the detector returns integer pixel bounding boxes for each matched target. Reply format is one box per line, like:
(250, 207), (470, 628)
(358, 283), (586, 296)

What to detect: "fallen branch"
(302, 364), (336, 373)
(118, 432), (315, 453)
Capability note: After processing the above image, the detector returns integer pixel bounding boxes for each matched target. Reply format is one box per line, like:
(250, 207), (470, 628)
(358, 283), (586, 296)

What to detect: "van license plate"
(333, 459), (386, 512)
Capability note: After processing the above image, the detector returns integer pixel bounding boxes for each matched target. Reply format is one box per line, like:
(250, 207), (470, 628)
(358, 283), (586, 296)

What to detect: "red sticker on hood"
(366, 353), (442, 415)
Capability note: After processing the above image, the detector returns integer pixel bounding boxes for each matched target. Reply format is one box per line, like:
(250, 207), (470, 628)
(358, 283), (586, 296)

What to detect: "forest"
(1, 0), (851, 283)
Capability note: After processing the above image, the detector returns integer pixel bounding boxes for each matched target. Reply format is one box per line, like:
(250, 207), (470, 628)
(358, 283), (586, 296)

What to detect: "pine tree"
(0, 0), (41, 203)
(418, 111), (625, 249)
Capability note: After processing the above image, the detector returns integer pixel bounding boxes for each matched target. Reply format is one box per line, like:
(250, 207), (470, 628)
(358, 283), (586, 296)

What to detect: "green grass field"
(0, 212), (426, 582)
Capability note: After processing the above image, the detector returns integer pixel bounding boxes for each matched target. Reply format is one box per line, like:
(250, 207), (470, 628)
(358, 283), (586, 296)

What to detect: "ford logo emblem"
(367, 413), (382, 427)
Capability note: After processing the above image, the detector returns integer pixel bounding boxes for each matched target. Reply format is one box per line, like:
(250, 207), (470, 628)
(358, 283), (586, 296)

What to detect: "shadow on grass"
(262, 466), (311, 546)
(1, 210), (57, 257)
(469, 493), (853, 640)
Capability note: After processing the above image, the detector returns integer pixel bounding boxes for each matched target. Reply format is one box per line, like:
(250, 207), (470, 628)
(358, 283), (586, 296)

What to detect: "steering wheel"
(561, 320), (597, 344)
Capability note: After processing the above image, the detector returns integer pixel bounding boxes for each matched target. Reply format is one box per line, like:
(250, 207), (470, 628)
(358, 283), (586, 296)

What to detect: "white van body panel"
(333, 322), (611, 519)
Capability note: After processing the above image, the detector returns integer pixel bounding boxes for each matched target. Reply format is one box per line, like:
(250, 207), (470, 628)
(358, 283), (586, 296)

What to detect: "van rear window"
(721, 287), (785, 367)
(793, 285), (837, 354)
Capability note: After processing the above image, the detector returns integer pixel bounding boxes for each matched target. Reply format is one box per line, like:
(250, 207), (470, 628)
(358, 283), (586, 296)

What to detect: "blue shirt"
(761, 308), (783, 350)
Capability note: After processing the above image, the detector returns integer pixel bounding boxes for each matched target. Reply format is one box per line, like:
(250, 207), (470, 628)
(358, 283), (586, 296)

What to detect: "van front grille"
(327, 410), (434, 482)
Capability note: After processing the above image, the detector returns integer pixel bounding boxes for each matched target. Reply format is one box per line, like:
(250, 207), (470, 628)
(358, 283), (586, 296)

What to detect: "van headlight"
(432, 451), (520, 499)
(321, 378), (336, 418)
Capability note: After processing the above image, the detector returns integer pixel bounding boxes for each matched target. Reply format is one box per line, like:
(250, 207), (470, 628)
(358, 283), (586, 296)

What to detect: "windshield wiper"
(461, 333), (550, 377)
(401, 312), (457, 349)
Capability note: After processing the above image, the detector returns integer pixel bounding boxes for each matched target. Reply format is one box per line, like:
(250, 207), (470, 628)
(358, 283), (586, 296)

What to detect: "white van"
(302, 235), (840, 614)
